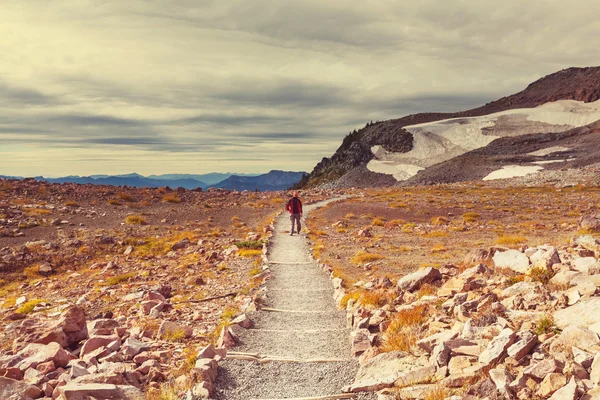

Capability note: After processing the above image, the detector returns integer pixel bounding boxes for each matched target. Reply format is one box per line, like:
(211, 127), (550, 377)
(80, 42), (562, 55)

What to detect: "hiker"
(286, 191), (303, 235)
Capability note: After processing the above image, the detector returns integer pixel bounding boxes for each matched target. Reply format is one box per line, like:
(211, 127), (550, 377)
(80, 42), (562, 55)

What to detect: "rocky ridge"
(301, 66), (600, 189)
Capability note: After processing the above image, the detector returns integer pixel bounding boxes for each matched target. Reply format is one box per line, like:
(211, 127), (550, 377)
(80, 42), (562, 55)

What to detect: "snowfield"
(482, 165), (544, 181)
(367, 100), (600, 181)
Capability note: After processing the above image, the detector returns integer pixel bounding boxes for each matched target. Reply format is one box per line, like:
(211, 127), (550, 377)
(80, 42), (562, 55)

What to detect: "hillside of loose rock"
(299, 66), (600, 189)
(305, 184), (600, 399)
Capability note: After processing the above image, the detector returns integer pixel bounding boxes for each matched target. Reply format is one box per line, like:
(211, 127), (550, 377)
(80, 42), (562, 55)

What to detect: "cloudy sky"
(1, 0), (599, 177)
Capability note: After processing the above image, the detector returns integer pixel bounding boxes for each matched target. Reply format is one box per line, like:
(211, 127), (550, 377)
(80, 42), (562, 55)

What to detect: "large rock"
(524, 358), (562, 380)
(343, 351), (430, 392)
(0, 376), (43, 399)
(157, 321), (192, 340)
(14, 305), (88, 351)
(493, 250), (529, 273)
(573, 257), (600, 275)
(2, 342), (76, 372)
(397, 267), (442, 292)
(553, 326), (599, 352)
(478, 328), (516, 366)
(501, 282), (538, 299)
(530, 246), (561, 270)
(549, 377), (579, 400)
(58, 383), (144, 399)
(575, 235), (600, 256)
(507, 331), (538, 360)
(80, 335), (121, 358)
(554, 298), (600, 329)
(579, 215), (600, 233)
(538, 373), (567, 397)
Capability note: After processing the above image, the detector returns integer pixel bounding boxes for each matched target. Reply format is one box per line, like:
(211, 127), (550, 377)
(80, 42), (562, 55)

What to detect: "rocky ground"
(0, 178), (334, 399)
(4, 178), (600, 399)
(304, 186), (600, 399)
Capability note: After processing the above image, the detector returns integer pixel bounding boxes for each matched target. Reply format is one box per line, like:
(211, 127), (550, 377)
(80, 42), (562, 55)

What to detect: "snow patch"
(528, 146), (571, 156)
(368, 99), (600, 182)
(366, 160), (424, 181)
(482, 165), (543, 181)
(532, 159), (568, 165)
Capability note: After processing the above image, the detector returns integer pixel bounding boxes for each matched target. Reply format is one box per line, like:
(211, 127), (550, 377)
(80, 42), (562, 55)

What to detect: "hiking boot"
(290, 231), (294, 236)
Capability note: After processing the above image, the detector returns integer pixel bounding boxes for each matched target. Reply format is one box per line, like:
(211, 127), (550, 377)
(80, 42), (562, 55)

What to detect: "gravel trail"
(214, 198), (375, 399)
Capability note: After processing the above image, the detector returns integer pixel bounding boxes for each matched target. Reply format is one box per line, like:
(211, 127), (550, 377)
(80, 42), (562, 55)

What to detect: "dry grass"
(104, 272), (136, 286)
(430, 244), (447, 253)
(382, 305), (426, 352)
(163, 195), (181, 203)
(24, 208), (51, 216)
(462, 212), (480, 223)
(16, 299), (46, 314)
(65, 201), (80, 207)
(125, 215), (147, 225)
(534, 314), (556, 335)
(495, 234), (527, 245)
(117, 193), (134, 202)
(23, 265), (42, 279)
(371, 217), (386, 226)
(359, 289), (393, 308)
(238, 249), (262, 257)
(351, 251), (385, 264)
(108, 199), (122, 206)
(431, 216), (449, 225)
(421, 231), (449, 238)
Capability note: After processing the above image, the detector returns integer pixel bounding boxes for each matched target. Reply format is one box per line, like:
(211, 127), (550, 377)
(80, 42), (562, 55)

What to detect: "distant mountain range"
(0, 171), (306, 191)
(208, 170), (307, 191)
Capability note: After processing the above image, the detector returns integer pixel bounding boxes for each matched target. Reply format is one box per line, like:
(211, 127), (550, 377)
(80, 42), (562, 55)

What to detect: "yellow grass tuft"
(16, 299), (46, 314)
(104, 272), (135, 286)
(382, 305), (426, 352)
(238, 249), (262, 257)
(495, 234), (527, 245)
(108, 199), (121, 206)
(125, 215), (147, 225)
(421, 230), (449, 238)
(65, 201), (80, 207)
(117, 193), (134, 202)
(462, 212), (480, 223)
(351, 251), (385, 264)
(430, 244), (447, 253)
(162, 195), (180, 203)
(371, 217), (386, 227)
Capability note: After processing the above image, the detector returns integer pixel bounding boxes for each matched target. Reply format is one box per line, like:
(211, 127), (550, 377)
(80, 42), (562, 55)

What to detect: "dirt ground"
(307, 184), (600, 284)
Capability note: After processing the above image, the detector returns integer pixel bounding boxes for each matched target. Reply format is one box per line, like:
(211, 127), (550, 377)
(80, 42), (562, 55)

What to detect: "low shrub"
(351, 251), (385, 264)
(495, 234), (527, 245)
(238, 249), (262, 257)
(163, 195), (180, 204)
(125, 215), (147, 225)
(16, 299), (46, 314)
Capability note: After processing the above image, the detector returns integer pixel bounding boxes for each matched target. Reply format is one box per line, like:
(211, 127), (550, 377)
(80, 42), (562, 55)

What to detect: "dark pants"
(290, 214), (301, 233)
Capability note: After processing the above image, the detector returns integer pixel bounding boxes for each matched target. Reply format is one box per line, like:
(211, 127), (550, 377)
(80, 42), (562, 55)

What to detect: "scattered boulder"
(493, 249), (530, 273)
(397, 267), (442, 292)
(554, 298), (600, 329)
(579, 214), (600, 233)
(14, 305), (88, 351)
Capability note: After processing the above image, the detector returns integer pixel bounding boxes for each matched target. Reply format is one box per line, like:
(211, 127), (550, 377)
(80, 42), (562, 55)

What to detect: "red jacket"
(286, 197), (303, 214)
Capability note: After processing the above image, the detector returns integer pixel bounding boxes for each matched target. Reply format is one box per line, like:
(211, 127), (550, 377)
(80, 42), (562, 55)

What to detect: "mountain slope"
(301, 66), (600, 188)
(210, 170), (306, 191)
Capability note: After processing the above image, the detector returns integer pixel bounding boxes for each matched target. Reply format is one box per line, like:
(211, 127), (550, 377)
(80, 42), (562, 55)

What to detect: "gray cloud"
(0, 0), (599, 177)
